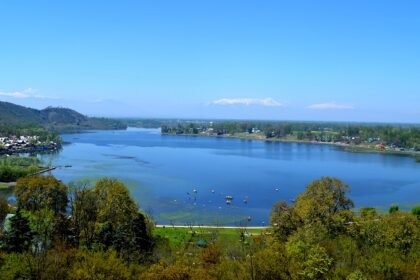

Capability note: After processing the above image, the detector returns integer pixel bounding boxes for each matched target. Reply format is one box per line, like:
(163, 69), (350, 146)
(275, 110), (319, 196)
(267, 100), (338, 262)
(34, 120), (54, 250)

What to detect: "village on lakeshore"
(0, 135), (60, 154)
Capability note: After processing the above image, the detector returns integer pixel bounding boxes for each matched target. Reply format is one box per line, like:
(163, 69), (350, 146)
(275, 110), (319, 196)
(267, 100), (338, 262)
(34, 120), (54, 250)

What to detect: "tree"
(93, 178), (154, 256)
(293, 177), (354, 235)
(70, 185), (98, 248)
(270, 200), (298, 241)
(143, 261), (193, 280)
(411, 206), (420, 218)
(0, 197), (9, 226)
(15, 175), (68, 215)
(94, 178), (138, 229)
(286, 240), (333, 280)
(69, 250), (131, 280)
(53, 212), (74, 246)
(248, 242), (289, 280)
(389, 205), (399, 214)
(359, 207), (378, 220)
(22, 208), (55, 252)
(70, 178), (154, 255)
(381, 212), (420, 255)
(2, 211), (33, 253)
(113, 212), (154, 262)
(94, 221), (115, 250)
(0, 253), (32, 279)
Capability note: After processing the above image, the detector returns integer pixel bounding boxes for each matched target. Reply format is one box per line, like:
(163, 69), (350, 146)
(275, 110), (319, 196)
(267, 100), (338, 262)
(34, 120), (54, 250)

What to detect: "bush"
(412, 206), (420, 218)
(389, 205), (399, 214)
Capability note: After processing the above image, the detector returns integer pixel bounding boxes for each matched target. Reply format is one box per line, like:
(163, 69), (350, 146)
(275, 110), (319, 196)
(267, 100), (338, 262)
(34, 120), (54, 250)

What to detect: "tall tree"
(94, 178), (138, 229)
(2, 211), (33, 253)
(293, 177), (354, 235)
(0, 197), (10, 226)
(70, 185), (98, 248)
(15, 175), (68, 215)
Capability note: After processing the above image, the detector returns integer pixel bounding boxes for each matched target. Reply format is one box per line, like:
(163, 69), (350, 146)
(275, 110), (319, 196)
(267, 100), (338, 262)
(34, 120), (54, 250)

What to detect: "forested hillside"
(0, 101), (126, 131)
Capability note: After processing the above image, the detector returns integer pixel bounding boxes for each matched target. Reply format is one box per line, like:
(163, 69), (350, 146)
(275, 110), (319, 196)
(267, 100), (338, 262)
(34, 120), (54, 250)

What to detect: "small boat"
(225, 195), (233, 205)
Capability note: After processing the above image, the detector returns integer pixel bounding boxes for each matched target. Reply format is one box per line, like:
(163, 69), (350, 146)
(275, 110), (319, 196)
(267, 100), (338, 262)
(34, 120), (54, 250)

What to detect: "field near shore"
(154, 226), (267, 249)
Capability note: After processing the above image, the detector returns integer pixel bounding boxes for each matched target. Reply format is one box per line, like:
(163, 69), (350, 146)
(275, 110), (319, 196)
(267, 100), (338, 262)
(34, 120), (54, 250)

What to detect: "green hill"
(0, 101), (126, 131)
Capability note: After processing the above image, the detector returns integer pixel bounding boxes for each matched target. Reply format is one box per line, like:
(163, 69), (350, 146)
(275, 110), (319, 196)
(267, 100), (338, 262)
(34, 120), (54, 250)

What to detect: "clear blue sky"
(0, 0), (419, 122)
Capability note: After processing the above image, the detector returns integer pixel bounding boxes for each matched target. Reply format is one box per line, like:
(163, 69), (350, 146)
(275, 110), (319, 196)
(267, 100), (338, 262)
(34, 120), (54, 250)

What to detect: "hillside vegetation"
(0, 176), (418, 279)
(0, 101), (126, 132)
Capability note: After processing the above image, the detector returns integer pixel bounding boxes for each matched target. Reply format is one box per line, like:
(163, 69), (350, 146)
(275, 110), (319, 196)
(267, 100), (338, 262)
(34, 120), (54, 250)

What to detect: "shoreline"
(0, 146), (61, 156)
(155, 225), (268, 229)
(162, 132), (420, 159)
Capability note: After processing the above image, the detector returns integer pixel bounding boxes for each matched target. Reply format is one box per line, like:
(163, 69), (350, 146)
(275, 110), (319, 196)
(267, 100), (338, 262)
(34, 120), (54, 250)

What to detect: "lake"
(41, 128), (420, 226)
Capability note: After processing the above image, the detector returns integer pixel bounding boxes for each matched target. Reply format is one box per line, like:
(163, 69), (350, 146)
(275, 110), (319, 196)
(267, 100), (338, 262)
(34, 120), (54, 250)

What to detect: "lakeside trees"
(0, 176), (418, 279)
(161, 121), (420, 151)
(0, 156), (44, 182)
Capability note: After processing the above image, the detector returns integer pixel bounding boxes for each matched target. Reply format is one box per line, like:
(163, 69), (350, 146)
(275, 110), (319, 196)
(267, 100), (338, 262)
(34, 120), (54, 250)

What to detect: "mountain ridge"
(0, 101), (126, 131)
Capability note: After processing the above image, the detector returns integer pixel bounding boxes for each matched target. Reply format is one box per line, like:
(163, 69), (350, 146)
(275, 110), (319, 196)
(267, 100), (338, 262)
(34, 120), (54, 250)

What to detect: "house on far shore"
(375, 143), (385, 150)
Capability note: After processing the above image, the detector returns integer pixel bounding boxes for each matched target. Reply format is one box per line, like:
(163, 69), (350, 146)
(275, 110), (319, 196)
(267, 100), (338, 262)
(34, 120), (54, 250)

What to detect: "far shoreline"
(161, 131), (420, 160)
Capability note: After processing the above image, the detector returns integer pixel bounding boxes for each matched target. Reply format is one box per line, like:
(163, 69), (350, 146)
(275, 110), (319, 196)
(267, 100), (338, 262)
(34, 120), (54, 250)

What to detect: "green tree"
(286, 240), (333, 280)
(359, 207), (378, 220)
(2, 211), (33, 253)
(411, 206), (420, 218)
(293, 177), (354, 235)
(0, 197), (10, 226)
(70, 185), (98, 248)
(389, 205), (399, 214)
(15, 175), (68, 215)
(0, 253), (32, 279)
(22, 208), (55, 252)
(381, 212), (420, 255)
(249, 242), (289, 280)
(69, 250), (131, 280)
(270, 200), (298, 241)
(113, 212), (154, 262)
(94, 178), (138, 229)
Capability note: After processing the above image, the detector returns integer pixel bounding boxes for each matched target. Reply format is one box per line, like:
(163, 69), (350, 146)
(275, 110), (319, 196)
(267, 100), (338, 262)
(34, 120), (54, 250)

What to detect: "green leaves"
(286, 240), (333, 280)
(2, 212), (33, 253)
(15, 175), (68, 215)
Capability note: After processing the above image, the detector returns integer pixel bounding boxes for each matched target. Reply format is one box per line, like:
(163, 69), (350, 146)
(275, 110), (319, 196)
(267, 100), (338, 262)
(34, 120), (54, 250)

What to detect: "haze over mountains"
(0, 101), (126, 131)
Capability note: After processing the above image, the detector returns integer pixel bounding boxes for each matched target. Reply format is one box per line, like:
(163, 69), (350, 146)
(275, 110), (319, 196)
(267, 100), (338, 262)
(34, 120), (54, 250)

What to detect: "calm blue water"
(41, 128), (420, 226)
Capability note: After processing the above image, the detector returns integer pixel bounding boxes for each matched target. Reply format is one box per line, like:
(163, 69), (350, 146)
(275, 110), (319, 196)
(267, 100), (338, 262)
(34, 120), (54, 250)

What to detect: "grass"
(0, 182), (15, 189)
(158, 211), (245, 225)
(154, 226), (266, 249)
